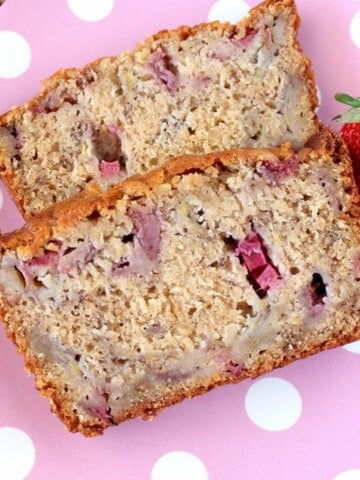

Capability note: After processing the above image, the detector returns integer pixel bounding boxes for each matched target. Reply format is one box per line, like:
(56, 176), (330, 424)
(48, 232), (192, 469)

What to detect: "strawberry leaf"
(333, 107), (360, 123)
(335, 93), (360, 108)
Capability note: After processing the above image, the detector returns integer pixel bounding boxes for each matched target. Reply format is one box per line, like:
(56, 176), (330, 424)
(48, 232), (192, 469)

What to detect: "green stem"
(335, 92), (360, 108)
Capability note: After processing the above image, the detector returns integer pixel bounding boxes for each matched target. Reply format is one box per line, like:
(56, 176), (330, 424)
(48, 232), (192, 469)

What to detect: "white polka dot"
(334, 470), (360, 480)
(342, 340), (360, 354)
(67, 0), (114, 22)
(0, 189), (3, 211)
(350, 12), (360, 48)
(0, 427), (35, 480)
(245, 377), (302, 431)
(208, 0), (250, 23)
(0, 31), (31, 79)
(151, 451), (208, 480)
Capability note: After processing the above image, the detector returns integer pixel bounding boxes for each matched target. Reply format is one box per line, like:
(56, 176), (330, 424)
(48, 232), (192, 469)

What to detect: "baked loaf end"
(0, 0), (318, 217)
(0, 128), (359, 436)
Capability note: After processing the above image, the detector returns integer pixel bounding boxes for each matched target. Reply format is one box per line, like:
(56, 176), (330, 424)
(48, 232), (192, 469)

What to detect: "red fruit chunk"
(355, 255), (360, 278)
(224, 360), (244, 377)
(236, 232), (268, 272)
(17, 251), (59, 288)
(334, 93), (360, 187)
(231, 28), (257, 49)
(148, 48), (179, 93)
(81, 388), (112, 422)
(113, 209), (161, 276)
(16, 242), (97, 286)
(211, 29), (257, 61)
(155, 368), (190, 382)
(107, 123), (120, 137)
(129, 208), (161, 261)
(99, 160), (120, 178)
(253, 264), (280, 291)
(340, 123), (360, 188)
(30, 105), (47, 116)
(236, 232), (280, 295)
(260, 154), (299, 185)
(58, 244), (97, 275)
(28, 251), (58, 267)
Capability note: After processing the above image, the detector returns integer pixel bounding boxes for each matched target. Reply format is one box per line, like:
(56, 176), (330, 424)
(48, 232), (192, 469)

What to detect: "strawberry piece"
(340, 123), (360, 186)
(335, 93), (360, 188)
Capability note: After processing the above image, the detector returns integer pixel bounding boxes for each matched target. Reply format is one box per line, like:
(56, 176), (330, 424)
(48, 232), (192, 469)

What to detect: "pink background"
(0, 1), (359, 479)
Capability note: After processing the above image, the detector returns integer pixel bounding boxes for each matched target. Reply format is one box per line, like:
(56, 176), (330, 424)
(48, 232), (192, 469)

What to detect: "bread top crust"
(0, 127), (358, 257)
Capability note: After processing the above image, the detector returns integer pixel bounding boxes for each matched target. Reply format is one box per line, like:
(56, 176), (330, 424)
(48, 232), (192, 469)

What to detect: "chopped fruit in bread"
(0, 128), (359, 437)
(235, 232), (281, 296)
(99, 160), (120, 178)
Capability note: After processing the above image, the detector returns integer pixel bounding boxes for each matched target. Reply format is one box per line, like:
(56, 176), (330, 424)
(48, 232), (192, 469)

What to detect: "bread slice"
(0, 127), (359, 436)
(0, 0), (318, 218)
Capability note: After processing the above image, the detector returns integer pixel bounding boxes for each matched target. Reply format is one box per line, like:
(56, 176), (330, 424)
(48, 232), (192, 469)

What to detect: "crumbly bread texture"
(0, 128), (359, 437)
(0, 0), (318, 218)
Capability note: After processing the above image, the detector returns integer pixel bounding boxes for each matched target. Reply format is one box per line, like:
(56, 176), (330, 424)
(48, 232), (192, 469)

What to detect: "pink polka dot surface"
(0, 0), (359, 479)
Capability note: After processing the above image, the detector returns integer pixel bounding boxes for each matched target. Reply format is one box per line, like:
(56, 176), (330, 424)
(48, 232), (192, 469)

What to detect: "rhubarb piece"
(112, 209), (161, 276)
(128, 208), (161, 261)
(81, 388), (113, 422)
(236, 232), (268, 272)
(236, 232), (280, 296)
(58, 243), (97, 275)
(91, 125), (125, 176)
(231, 28), (257, 49)
(254, 264), (280, 292)
(99, 160), (120, 178)
(355, 255), (360, 279)
(13, 242), (98, 286)
(223, 360), (244, 377)
(147, 47), (179, 93)
(259, 154), (300, 185)
(28, 250), (58, 268)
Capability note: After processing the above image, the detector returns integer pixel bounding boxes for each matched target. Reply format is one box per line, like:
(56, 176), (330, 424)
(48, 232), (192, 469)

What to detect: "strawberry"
(334, 93), (360, 187)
